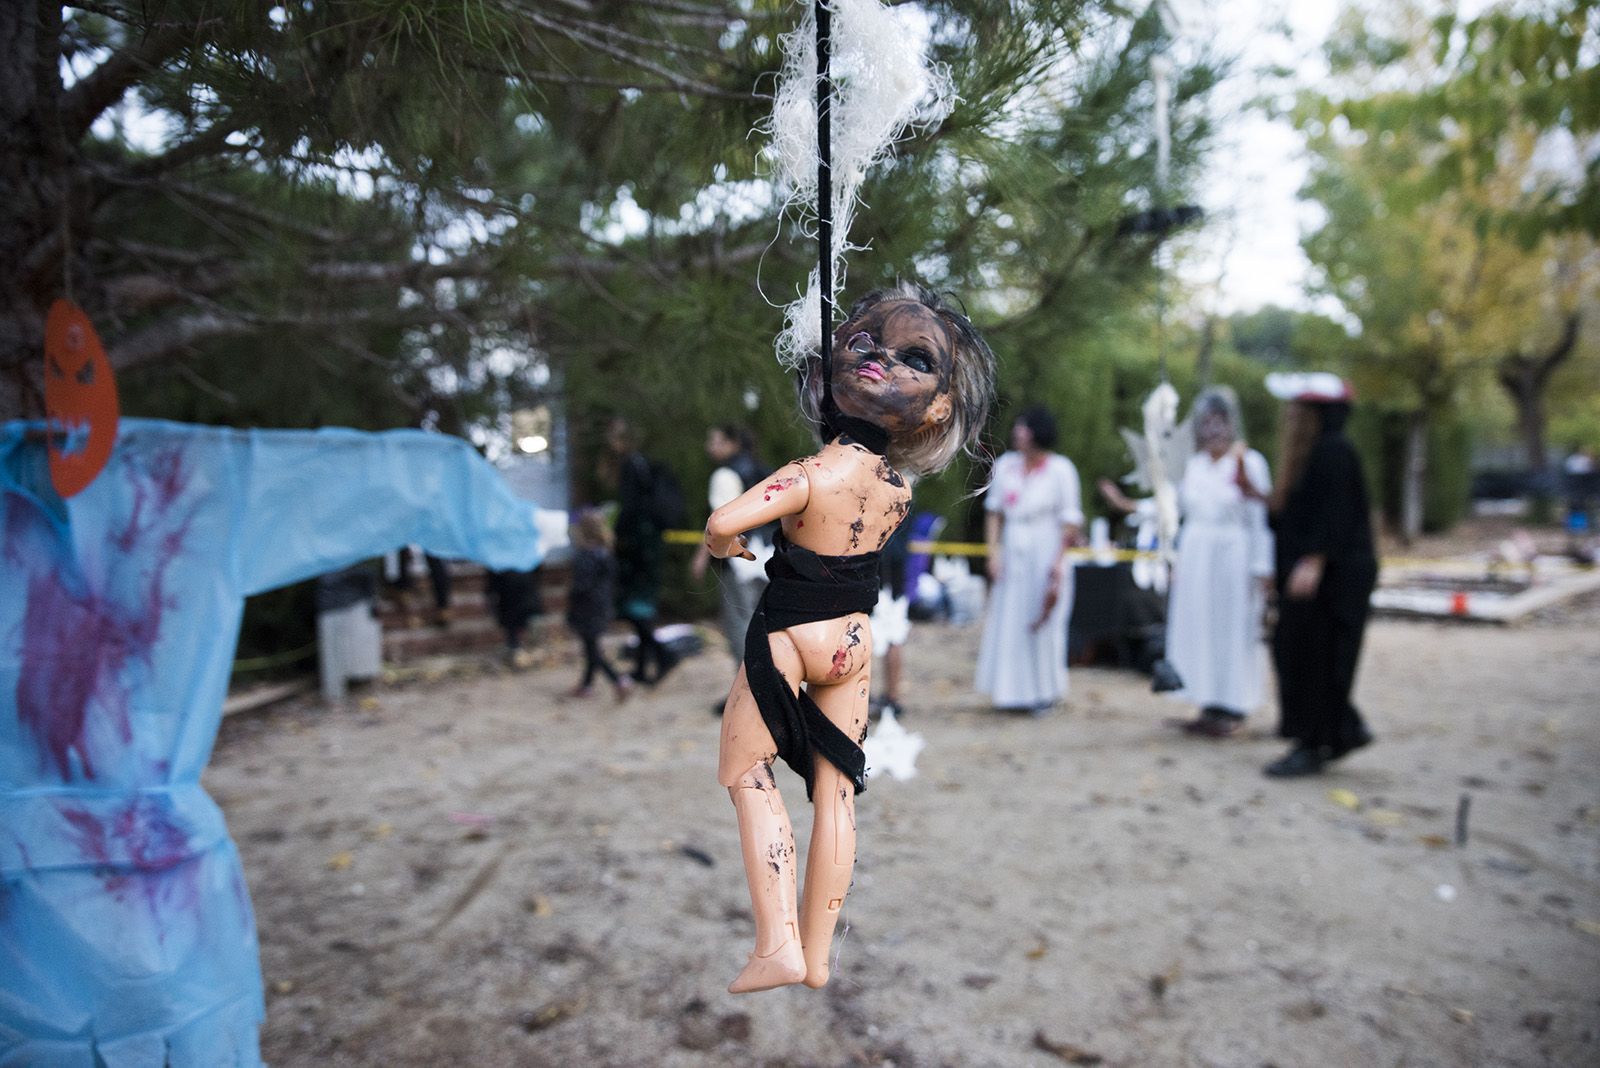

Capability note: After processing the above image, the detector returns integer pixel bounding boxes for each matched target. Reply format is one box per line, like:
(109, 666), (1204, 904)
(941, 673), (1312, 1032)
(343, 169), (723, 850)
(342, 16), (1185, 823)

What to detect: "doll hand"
(706, 531), (756, 562)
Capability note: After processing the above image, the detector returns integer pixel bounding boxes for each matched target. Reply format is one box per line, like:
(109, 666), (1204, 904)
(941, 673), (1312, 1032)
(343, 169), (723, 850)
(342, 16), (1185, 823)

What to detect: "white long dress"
(1165, 448), (1274, 714)
(975, 452), (1083, 708)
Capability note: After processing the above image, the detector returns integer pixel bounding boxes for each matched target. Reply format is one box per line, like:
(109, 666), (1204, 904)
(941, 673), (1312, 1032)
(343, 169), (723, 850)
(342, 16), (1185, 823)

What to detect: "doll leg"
(798, 667), (871, 988)
(718, 648), (808, 993)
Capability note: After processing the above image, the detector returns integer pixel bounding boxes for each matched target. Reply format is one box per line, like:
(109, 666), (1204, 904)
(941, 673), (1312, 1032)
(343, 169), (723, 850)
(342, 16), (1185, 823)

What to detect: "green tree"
(1297, 0), (1599, 536)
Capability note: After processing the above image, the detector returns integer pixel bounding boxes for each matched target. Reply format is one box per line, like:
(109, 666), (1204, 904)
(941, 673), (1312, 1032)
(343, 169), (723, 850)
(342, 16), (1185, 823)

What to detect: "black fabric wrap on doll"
(744, 532), (881, 799)
(822, 411), (889, 457)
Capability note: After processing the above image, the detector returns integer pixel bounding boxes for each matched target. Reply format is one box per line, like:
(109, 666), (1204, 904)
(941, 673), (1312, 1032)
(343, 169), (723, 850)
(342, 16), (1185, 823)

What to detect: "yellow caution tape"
(661, 530), (1592, 572)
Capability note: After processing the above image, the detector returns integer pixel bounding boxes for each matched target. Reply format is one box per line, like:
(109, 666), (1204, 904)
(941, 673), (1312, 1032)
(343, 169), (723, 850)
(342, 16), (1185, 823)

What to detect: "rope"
(816, 0), (835, 407)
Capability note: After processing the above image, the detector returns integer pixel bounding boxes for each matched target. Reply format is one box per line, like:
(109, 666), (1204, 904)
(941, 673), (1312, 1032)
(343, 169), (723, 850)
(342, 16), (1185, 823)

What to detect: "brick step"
(374, 590), (491, 624)
(381, 612), (575, 663)
(376, 566), (571, 627)
(382, 616), (502, 662)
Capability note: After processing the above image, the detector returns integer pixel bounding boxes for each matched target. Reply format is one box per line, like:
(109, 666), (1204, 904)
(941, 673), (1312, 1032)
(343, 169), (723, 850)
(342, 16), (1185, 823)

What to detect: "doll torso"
(779, 441), (912, 557)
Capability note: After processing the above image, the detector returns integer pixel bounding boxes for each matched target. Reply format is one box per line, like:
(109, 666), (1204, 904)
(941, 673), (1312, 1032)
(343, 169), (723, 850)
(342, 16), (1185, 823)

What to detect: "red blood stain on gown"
(10, 447), (190, 781)
(59, 797), (198, 918)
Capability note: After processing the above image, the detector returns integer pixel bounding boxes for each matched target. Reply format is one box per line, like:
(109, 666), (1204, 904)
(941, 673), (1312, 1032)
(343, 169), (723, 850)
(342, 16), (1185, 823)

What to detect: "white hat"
(1265, 371), (1353, 403)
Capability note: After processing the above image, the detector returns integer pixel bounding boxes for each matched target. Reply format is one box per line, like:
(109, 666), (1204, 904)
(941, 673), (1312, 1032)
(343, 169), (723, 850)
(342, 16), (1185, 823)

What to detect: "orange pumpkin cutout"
(44, 299), (120, 498)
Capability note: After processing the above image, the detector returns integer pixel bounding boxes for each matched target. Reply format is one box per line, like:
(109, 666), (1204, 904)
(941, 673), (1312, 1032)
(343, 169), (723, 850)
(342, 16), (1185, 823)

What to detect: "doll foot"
(803, 957), (830, 989)
(727, 938), (806, 994)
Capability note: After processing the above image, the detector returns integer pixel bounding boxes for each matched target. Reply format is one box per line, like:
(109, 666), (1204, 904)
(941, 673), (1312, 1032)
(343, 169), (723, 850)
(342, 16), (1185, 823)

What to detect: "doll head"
(798, 281), (995, 477)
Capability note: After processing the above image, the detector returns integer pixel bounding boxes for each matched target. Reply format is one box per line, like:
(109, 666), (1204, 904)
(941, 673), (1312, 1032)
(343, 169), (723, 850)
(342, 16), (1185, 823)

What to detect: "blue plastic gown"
(0, 419), (548, 1066)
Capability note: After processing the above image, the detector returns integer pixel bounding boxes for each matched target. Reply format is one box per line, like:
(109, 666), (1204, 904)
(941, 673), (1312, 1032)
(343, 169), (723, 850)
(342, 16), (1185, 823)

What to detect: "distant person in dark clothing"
(389, 546), (453, 627)
(1262, 373), (1378, 777)
(566, 510), (632, 701)
(486, 567), (543, 669)
(605, 416), (681, 684)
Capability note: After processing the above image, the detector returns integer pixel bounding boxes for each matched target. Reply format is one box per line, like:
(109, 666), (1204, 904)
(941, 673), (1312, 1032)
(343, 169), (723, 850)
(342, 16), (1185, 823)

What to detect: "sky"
(1165, 0), (1342, 317)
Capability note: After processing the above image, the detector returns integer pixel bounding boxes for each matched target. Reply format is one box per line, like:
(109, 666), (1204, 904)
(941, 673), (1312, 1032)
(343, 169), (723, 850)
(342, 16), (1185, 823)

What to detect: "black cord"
(816, 1), (834, 409)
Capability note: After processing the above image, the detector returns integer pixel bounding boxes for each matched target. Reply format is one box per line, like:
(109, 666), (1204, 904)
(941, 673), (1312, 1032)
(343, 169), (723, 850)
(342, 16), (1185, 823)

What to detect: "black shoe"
(1328, 726), (1375, 761)
(1183, 715), (1240, 739)
(1150, 659), (1184, 693)
(1264, 746), (1326, 778)
(649, 646), (683, 686)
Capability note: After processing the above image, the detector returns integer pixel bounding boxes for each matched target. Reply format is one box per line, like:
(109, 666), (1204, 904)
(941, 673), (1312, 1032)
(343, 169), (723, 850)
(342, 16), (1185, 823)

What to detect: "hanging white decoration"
(762, 0), (955, 370)
(1118, 382), (1191, 592)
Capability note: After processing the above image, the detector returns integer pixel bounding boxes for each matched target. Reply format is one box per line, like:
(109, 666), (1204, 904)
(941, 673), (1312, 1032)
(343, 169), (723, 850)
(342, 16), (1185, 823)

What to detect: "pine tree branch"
(107, 302), (492, 371)
(516, 8), (751, 101)
(100, 248), (499, 314)
(121, 124), (248, 179)
(59, 23), (189, 140)
(91, 170), (354, 244)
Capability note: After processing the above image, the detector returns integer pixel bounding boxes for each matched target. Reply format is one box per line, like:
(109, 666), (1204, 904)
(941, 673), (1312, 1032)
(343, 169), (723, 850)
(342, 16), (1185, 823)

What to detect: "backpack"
(647, 460), (687, 531)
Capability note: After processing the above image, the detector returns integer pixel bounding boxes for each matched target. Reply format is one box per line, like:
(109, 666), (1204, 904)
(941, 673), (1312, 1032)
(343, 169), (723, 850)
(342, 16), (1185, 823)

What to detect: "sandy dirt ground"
(209, 596), (1600, 1067)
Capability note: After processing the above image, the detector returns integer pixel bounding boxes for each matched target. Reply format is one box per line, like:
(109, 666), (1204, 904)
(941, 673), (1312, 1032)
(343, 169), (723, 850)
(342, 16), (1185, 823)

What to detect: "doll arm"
(705, 462), (810, 560)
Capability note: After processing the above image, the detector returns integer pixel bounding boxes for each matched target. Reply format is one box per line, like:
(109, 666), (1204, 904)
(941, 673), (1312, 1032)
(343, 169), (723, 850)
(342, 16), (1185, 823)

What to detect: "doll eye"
(76, 361), (95, 386)
(902, 349), (932, 373)
(48, 357), (66, 379)
(846, 331), (875, 354)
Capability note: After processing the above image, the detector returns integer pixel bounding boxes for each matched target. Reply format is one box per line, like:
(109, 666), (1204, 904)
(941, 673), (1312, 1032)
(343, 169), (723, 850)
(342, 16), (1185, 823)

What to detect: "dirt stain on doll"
(830, 622), (864, 679)
(765, 839), (795, 876)
(874, 458), (905, 490)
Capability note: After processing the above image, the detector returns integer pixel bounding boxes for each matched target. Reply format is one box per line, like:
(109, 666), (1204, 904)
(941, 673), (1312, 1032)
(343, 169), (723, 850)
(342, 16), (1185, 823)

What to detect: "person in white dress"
(1164, 387), (1274, 736)
(975, 406), (1084, 713)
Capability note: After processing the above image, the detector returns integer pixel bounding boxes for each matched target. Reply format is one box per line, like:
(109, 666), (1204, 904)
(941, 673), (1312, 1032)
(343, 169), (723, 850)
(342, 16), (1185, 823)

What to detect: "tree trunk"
(1496, 313), (1582, 482)
(1399, 411), (1427, 545)
(0, 2), (66, 419)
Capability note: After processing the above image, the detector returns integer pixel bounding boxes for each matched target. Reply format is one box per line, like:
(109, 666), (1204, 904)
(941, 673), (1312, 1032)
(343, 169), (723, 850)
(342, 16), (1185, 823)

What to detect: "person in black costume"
(603, 416), (680, 685)
(485, 566), (543, 668)
(1262, 373), (1378, 778)
(564, 509), (633, 700)
(705, 283), (994, 994)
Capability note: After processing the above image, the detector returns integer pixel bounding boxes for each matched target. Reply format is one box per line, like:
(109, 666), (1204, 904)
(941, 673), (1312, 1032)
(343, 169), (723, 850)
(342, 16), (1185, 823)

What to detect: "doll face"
(830, 300), (954, 435)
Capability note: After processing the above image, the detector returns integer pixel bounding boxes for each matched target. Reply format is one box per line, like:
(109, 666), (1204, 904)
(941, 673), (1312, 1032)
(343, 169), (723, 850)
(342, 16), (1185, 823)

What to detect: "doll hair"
(570, 508), (614, 552)
(796, 280), (995, 478)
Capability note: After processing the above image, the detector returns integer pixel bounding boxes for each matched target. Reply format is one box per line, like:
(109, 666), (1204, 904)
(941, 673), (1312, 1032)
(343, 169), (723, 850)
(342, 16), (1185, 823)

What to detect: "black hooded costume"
(1270, 402), (1377, 755)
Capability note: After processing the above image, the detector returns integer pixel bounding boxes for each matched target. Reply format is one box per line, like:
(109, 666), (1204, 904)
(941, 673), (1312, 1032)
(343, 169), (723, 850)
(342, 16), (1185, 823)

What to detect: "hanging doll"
(705, 281), (994, 992)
